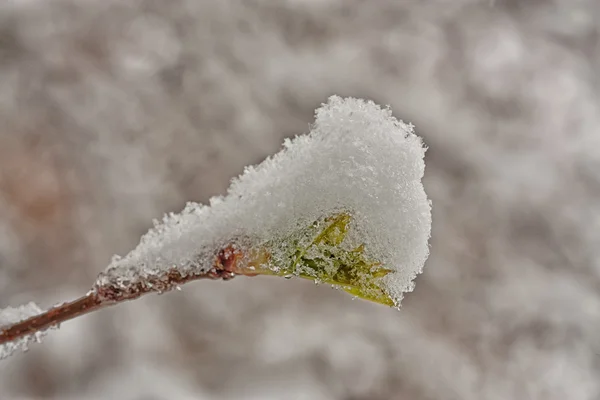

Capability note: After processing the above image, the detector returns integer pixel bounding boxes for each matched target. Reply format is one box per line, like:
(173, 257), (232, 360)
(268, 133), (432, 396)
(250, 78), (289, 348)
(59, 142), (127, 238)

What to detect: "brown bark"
(1, 245), (248, 349)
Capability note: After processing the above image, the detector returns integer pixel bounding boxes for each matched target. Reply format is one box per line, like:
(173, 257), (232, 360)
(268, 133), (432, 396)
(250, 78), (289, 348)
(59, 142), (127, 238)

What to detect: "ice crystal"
(0, 302), (48, 360)
(97, 96), (431, 307)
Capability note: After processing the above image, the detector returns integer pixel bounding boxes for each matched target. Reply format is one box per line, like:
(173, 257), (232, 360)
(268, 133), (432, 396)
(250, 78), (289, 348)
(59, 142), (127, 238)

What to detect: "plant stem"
(0, 246), (249, 348)
(0, 293), (102, 345)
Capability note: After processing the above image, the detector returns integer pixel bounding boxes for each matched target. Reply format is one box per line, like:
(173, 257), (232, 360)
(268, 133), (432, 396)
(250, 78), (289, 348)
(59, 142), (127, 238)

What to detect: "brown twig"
(0, 245), (250, 349)
(0, 293), (103, 345)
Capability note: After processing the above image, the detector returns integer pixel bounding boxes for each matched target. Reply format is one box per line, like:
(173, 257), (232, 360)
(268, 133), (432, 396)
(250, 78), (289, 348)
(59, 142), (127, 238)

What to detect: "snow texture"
(0, 302), (47, 360)
(97, 96), (431, 306)
(2, 1), (599, 398)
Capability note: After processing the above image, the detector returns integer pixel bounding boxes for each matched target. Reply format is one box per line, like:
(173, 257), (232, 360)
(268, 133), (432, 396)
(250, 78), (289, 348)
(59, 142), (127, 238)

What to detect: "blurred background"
(1, 0), (599, 399)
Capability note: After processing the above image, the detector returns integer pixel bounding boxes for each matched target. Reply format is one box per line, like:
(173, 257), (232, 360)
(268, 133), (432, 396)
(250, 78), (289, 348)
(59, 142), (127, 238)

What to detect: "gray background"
(1, 0), (599, 399)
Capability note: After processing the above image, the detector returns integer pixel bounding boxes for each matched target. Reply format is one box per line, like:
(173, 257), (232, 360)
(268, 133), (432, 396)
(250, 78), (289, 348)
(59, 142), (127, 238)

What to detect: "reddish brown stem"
(0, 245), (250, 349)
(0, 293), (103, 345)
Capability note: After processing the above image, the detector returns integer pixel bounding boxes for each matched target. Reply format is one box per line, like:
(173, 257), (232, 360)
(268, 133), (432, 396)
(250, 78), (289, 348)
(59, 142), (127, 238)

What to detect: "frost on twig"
(1, 96), (431, 360)
(0, 302), (53, 360)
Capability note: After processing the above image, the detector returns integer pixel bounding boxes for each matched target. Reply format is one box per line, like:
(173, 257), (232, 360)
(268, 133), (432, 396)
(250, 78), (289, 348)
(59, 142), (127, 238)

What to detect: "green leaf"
(255, 213), (394, 306)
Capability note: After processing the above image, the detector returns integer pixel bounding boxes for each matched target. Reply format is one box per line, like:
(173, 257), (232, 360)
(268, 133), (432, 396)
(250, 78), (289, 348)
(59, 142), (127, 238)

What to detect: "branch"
(1, 96), (432, 361)
(0, 246), (249, 351)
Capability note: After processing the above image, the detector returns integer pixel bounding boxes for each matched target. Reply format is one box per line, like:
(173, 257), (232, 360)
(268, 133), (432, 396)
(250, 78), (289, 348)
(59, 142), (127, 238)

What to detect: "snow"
(96, 96), (431, 307)
(0, 302), (48, 360)
(1, 1), (599, 398)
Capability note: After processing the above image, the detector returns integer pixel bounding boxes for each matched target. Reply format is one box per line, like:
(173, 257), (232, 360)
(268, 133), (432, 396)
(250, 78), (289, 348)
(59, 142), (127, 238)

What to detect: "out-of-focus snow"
(0, 0), (599, 399)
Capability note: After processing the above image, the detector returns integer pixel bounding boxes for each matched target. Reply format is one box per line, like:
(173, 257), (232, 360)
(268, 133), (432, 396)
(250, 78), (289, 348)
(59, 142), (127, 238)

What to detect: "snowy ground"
(1, 0), (599, 399)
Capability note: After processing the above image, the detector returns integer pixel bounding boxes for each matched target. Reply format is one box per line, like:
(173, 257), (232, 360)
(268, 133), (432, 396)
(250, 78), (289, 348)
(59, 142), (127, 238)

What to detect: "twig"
(0, 246), (248, 348)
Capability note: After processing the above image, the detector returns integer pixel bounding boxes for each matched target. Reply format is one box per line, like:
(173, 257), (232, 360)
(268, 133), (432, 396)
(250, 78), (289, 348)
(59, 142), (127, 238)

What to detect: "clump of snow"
(96, 96), (431, 306)
(0, 302), (48, 360)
